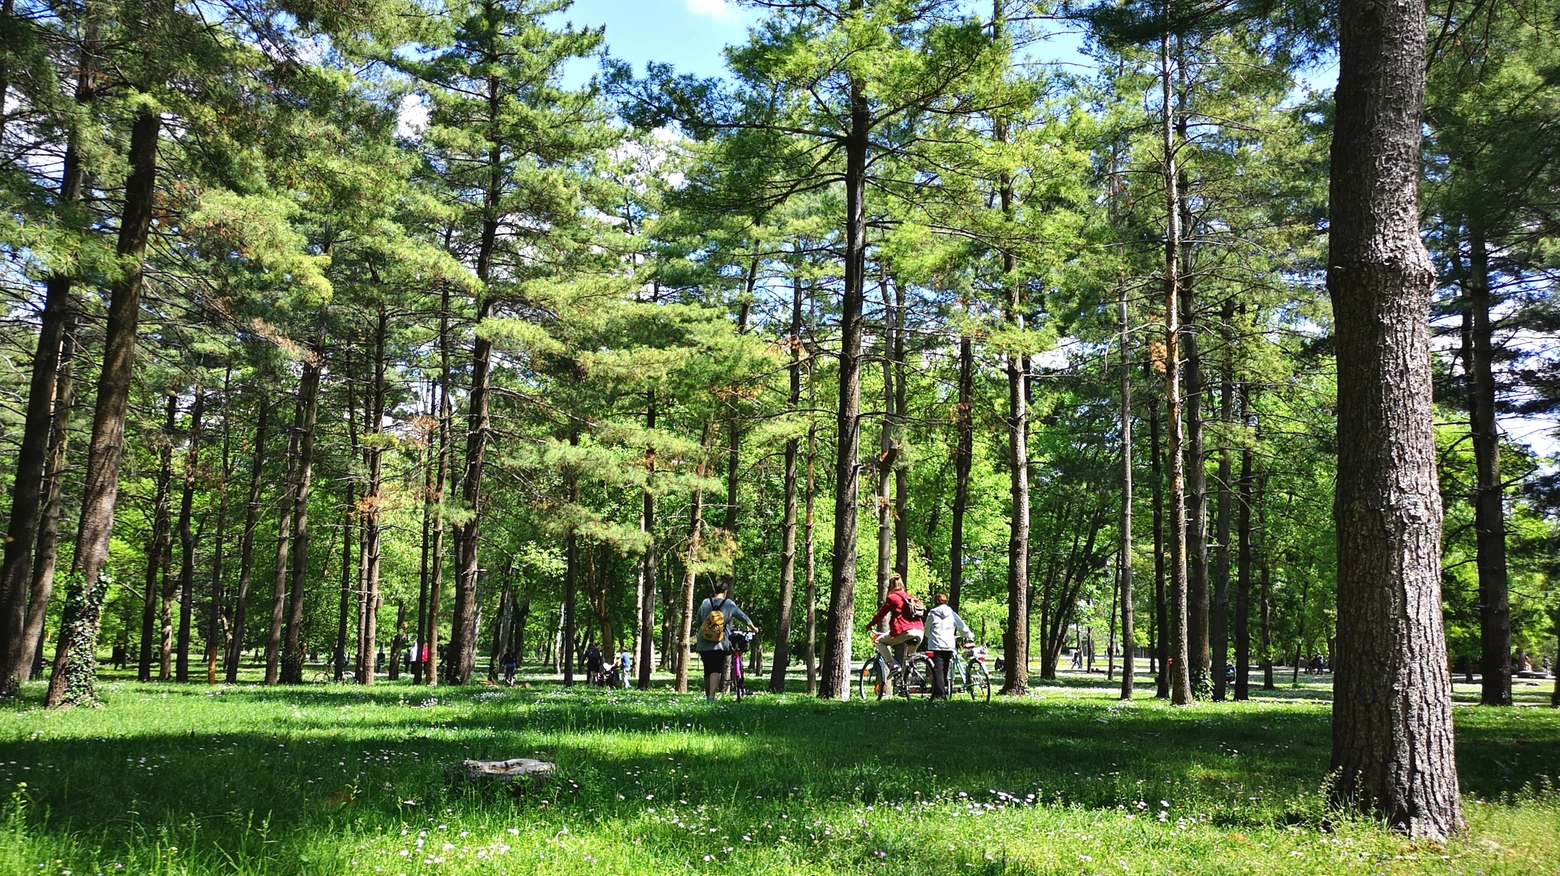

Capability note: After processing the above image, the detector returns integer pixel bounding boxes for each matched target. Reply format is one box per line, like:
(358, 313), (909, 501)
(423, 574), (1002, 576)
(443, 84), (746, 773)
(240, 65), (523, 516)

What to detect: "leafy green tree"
(403, 0), (617, 684)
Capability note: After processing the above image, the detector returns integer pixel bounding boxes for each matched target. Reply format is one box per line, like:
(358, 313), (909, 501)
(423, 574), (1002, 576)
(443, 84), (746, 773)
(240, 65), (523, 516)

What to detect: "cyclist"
(924, 592), (973, 700)
(693, 580), (757, 701)
(866, 572), (924, 673)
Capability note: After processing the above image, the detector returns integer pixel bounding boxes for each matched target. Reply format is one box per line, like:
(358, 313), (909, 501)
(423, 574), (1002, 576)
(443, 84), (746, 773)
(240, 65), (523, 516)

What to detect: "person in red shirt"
(866, 573), (924, 668)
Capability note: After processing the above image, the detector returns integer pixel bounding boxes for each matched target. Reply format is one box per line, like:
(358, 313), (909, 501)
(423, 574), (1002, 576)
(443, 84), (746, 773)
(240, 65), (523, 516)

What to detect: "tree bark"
(18, 321), (78, 684)
(893, 278), (909, 580)
(1328, 0), (1464, 836)
(265, 384), (303, 685)
(1160, 33), (1192, 706)
(1465, 221), (1511, 707)
(0, 21), (92, 694)
(950, 333), (974, 610)
(1211, 298), (1234, 701)
(638, 390), (658, 690)
(1119, 286), (1134, 700)
(675, 487), (703, 694)
(820, 62), (869, 701)
(206, 369), (233, 684)
(141, 394), (177, 682)
(771, 274), (804, 692)
(1148, 375), (1168, 699)
(1000, 148), (1030, 698)
(174, 387), (205, 682)
(226, 390), (269, 682)
(359, 306), (389, 685)
(1181, 241), (1209, 696)
(46, 102), (162, 708)
(1235, 384), (1253, 702)
(280, 352), (322, 684)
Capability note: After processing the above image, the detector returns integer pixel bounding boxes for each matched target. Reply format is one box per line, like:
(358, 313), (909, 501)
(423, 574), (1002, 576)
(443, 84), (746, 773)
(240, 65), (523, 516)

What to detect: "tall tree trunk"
(338, 476), (354, 681)
(449, 286), (493, 685)
(206, 369), (233, 684)
(340, 377), (359, 679)
(675, 486), (704, 694)
(265, 386), (303, 685)
(999, 135), (1030, 697)
(226, 392), (269, 682)
(722, 262), (756, 591)
(561, 431), (581, 686)
(359, 307), (389, 685)
(875, 278), (896, 606)
(0, 20), (93, 693)
(175, 387), (205, 682)
(141, 395), (177, 682)
(1465, 221), (1512, 707)
(1160, 33), (1192, 706)
(804, 402), (819, 694)
(1181, 239), (1209, 697)
(821, 61), (869, 701)
(638, 389), (658, 689)
(950, 333), (974, 610)
(448, 109), (506, 685)
(1148, 377), (1168, 699)
(1211, 298), (1234, 701)
(893, 277), (909, 580)
(771, 274), (804, 693)
(45, 101), (162, 709)
(1234, 384), (1253, 702)
(1328, 0), (1464, 836)
(18, 321), (78, 684)
(1119, 286), (1134, 700)
(281, 352), (322, 684)
(1259, 469), (1275, 690)
(427, 286), (455, 686)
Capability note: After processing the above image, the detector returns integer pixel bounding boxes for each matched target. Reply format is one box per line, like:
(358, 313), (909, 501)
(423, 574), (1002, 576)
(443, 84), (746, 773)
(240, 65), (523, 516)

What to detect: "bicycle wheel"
(858, 659), (887, 701)
(732, 655), (745, 702)
(964, 661), (991, 702)
(903, 654), (935, 699)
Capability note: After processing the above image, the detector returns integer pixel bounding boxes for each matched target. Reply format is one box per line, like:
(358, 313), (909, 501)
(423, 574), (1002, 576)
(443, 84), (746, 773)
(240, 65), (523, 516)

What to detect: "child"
(617, 646), (633, 689)
(924, 593), (973, 700)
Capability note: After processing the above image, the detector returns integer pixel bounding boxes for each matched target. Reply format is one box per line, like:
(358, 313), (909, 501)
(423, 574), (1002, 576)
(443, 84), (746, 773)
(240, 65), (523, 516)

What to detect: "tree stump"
(445, 758), (556, 793)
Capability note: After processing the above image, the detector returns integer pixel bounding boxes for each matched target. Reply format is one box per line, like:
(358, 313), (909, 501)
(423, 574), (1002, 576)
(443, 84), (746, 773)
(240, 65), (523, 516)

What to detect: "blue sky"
(554, 0), (759, 82)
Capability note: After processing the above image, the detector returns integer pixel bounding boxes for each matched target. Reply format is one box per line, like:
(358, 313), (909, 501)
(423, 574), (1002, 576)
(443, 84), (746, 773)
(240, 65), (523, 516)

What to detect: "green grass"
(1, 670), (1558, 875)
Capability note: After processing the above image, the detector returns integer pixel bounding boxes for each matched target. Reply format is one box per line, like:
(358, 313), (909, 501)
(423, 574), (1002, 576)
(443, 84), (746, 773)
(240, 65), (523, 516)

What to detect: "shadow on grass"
(2, 672), (1557, 863)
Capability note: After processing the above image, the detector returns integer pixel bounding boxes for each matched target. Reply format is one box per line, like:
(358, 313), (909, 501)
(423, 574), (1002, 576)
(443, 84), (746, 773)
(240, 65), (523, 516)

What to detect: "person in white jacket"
(924, 593), (973, 700)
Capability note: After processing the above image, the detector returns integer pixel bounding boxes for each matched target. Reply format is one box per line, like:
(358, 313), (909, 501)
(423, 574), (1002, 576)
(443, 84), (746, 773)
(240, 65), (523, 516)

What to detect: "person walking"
(693, 579), (756, 701)
(924, 592), (973, 700)
(866, 573), (925, 670)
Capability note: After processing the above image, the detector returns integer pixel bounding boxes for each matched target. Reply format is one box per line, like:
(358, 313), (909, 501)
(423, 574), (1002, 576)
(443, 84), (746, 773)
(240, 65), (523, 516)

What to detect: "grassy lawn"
(1, 667), (1557, 875)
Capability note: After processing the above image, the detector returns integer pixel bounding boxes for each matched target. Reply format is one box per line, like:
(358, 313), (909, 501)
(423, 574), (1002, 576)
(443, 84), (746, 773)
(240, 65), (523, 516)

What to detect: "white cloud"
(684, 0), (739, 23)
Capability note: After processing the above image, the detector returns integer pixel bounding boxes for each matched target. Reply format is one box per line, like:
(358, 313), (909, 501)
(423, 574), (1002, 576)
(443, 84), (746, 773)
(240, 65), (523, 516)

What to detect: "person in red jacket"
(866, 573), (924, 669)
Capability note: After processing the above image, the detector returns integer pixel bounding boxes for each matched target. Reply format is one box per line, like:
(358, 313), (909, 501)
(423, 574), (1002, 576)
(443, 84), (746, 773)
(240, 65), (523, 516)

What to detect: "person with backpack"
(693, 579), (757, 701)
(866, 572), (925, 670)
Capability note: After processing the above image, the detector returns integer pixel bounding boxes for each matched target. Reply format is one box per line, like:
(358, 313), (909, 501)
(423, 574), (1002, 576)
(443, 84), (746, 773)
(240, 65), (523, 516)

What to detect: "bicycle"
(312, 661), (355, 684)
(935, 641), (991, 702)
(726, 629), (756, 701)
(858, 631), (933, 700)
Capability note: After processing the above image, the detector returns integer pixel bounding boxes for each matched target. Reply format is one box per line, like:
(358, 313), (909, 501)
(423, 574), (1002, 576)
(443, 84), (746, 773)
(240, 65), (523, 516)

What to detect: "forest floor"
(1, 665), (1557, 875)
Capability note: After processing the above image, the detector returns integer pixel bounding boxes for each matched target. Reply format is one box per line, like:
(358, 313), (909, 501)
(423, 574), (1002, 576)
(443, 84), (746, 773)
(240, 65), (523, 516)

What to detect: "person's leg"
(931, 651), (948, 699)
(701, 651), (724, 699)
(874, 635), (895, 666)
